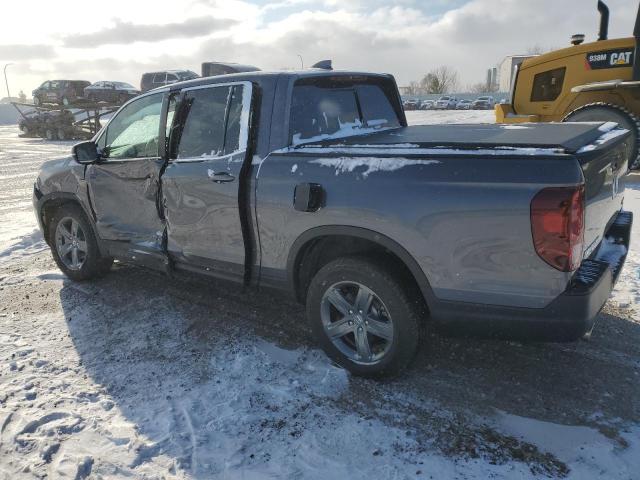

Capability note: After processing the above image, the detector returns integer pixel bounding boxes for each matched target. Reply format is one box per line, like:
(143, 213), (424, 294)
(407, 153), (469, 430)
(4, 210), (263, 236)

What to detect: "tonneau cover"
(306, 122), (625, 154)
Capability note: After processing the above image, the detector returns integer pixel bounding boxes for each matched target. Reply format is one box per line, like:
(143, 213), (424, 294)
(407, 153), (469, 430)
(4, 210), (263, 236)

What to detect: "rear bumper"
(432, 210), (633, 341)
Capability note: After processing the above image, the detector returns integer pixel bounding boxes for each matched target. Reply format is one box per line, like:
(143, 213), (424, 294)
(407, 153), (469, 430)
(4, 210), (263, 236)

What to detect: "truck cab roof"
(158, 70), (395, 92)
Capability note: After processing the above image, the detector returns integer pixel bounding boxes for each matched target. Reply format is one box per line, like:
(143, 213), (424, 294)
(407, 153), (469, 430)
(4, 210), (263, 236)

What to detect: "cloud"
(7, 0), (639, 95)
(62, 16), (237, 48)
(0, 45), (56, 61)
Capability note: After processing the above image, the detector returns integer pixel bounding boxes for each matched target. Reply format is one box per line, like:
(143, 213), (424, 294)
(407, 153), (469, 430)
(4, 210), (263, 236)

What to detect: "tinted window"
(531, 67), (566, 102)
(290, 87), (360, 143)
(357, 84), (401, 129)
(176, 86), (230, 159)
(104, 93), (163, 159)
(223, 85), (245, 154)
(153, 73), (166, 84)
(290, 81), (401, 144)
(173, 84), (248, 159)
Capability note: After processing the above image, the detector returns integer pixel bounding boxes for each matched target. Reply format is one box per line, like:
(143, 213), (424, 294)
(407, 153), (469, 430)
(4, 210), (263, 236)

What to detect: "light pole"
(297, 54), (304, 70)
(3, 63), (13, 99)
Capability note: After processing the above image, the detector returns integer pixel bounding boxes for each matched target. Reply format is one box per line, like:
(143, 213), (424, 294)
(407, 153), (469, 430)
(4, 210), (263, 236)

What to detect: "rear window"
(289, 79), (401, 144)
(178, 71), (199, 80)
(530, 67), (566, 102)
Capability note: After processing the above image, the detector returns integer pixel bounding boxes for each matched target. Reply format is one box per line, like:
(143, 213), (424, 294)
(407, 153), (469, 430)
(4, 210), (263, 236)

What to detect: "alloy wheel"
(55, 217), (88, 270)
(320, 281), (394, 365)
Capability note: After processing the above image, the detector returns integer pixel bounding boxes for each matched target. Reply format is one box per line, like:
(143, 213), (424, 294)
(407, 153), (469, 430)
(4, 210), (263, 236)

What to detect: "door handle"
(207, 170), (235, 183)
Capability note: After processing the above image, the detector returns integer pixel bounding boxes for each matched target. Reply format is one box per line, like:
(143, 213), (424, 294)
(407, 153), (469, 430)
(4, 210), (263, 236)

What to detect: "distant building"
(498, 55), (536, 92)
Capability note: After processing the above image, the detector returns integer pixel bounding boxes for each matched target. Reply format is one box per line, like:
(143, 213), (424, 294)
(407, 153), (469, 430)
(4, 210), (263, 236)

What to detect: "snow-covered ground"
(1, 112), (640, 479)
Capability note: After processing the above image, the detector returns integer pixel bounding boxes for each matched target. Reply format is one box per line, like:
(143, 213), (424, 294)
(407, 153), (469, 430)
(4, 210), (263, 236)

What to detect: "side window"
(103, 93), (163, 159)
(176, 86), (230, 159)
(167, 74), (179, 83)
(530, 67), (566, 102)
(223, 85), (245, 154)
(172, 84), (249, 160)
(50, 81), (60, 90)
(153, 73), (166, 84)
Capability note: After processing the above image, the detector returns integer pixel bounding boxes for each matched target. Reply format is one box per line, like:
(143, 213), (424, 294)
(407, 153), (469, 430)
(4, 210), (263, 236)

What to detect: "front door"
(162, 82), (252, 282)
(86, 91), (168, 261)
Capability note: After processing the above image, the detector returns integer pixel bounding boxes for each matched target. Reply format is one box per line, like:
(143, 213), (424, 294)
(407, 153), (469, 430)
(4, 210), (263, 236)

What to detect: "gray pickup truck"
(33, 70), (632, 376)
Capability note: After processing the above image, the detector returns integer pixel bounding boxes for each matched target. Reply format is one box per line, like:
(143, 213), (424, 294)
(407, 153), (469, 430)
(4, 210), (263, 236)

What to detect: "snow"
(2, 113), (640, 479)
(291, 120), (394, 146)
(577, 127), (630, 154)
(310, 157), (440, 177)
(295, 145), (565, 157)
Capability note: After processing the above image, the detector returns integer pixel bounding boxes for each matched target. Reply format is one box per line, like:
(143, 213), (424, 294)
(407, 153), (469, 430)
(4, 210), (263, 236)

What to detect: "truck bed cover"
(302, 122), (628, 155)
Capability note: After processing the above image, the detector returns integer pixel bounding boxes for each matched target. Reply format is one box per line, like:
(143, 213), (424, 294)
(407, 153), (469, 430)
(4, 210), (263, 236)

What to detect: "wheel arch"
(286, 226), (435, 308)
(38, 193), (99, 248)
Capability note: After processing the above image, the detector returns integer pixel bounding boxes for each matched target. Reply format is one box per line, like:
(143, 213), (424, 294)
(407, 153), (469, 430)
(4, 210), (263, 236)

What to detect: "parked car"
(402, 99), (420, 111)
(140, 70), (199, 92)
(419, 100), (434, 110)
(32, 80), (90, 106)
(201, 62), (260, 77)
(433, 95), (458, 109)
(84, 81), (140, 104)
(456, 99), (473, 110)
(472, 96), (495, 110)
(34, 69), (631, 377)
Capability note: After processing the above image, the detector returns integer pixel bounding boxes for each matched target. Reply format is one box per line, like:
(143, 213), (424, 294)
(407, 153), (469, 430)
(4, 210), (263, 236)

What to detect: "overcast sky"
(0, 0), (637, 95)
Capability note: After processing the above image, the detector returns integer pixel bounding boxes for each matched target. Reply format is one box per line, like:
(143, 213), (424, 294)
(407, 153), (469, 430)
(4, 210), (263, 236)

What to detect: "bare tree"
(406, 80), (421, 96)
(419, 66), (459, 94)
(525, 44), (559, 56)
(526, 44), (545, 55)
(467, 82), (488, 94)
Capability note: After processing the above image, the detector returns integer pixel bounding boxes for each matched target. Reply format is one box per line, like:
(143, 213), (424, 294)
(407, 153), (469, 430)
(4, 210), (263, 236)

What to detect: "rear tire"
(563, 103), (640, 170)
(306, 257), (422, 377)
(48, 204), (113, 281)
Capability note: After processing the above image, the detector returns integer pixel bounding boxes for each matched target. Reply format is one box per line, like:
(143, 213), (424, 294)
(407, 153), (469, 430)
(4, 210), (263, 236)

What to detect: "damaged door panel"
(86, 91), (168, 268)
(162, 82), (253, 283)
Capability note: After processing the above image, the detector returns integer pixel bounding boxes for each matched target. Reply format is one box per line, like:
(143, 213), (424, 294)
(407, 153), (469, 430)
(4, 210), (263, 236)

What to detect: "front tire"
(306, 257), (422, 377)
(48, 204), (113, 281)
(563, 103), (640, 170)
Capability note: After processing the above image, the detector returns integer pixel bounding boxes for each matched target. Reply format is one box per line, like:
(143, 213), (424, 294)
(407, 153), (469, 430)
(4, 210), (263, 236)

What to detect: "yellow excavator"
(496, 1), (640, 169)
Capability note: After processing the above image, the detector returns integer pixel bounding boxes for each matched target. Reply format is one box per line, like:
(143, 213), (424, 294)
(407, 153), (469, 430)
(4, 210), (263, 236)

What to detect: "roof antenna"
(311, 60), (332, 70)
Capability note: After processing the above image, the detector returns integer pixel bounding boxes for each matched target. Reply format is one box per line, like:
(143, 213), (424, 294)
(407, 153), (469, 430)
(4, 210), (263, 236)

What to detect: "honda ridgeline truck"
(33, 70), (633, 376)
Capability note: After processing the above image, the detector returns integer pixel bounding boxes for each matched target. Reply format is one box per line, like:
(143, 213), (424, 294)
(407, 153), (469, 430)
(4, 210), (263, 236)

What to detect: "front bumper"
(431, 210), (633, 341)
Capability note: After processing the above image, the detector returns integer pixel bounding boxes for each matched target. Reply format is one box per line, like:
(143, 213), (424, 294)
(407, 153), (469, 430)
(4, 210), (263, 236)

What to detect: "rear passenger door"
(162, 82), (252, 282)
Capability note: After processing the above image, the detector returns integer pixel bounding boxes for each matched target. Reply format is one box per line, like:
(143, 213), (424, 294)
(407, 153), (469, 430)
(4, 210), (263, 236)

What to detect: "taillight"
(530, 186), (585, 272)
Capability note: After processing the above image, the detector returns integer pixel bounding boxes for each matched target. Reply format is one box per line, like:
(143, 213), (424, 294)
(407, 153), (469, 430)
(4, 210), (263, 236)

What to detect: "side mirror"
(72, 140), (99, 164)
